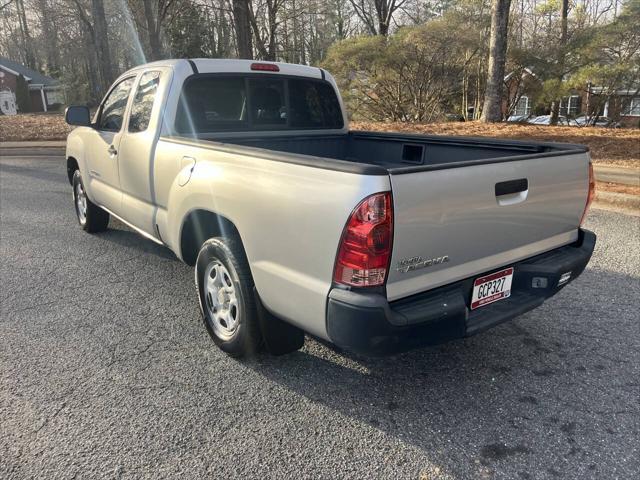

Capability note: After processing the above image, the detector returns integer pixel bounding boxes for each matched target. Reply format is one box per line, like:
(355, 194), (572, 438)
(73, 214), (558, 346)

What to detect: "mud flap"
(254, 287), (305, 355)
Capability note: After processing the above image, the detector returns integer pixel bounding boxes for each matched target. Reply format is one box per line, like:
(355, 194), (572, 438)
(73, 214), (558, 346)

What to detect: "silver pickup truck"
(65, 59), (596, 356)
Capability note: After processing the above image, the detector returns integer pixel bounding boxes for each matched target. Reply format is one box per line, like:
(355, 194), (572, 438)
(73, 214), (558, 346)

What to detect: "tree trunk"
(143, 0), (163, 60)
(480, 0), (512, 123)
(550, 0), (568, 125)
(248, 5), (269, 60)
(550, 99), (560, 123)
(84, 34), (102, 104)
(266, 0), (278, 61)
(91, 0), (115, 89)
(233, 0), (253, 59)
(376, 0), (390, 36)
(36, 0), (60, 74)
(16, 0), (37, 69)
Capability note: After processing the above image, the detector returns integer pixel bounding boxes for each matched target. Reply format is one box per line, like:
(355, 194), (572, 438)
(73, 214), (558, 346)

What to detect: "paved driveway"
(1, 154), (638, 479)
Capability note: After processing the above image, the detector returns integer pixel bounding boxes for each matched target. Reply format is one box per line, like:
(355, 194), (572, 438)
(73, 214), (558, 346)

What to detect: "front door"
(85, 76), (136, 213)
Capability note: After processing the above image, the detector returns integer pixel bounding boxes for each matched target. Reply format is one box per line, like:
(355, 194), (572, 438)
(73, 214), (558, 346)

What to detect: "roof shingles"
(0, 56), (58, 86)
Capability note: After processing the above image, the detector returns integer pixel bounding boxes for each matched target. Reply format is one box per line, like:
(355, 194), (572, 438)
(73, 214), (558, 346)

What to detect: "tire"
(195, 237), (262, 357)
(72, 170), (109, 233)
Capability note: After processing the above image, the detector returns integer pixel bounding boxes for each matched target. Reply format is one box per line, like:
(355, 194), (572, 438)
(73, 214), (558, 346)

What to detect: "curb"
(0, 141), (66, 148)
(594, 191), (640, 212)
(1, 147), (65, 157)
(0, 140), (67, 157)
(594, 165), (640, 187)
(1, 142), (65, 157)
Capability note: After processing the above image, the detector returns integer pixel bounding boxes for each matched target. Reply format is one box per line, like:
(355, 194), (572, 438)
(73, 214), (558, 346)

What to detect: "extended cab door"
(116, 68), (170, 237)
(85, 76), (136, 213)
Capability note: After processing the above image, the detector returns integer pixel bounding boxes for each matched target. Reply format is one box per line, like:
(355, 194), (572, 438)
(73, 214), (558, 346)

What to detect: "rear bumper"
(326, 229), (596, 355)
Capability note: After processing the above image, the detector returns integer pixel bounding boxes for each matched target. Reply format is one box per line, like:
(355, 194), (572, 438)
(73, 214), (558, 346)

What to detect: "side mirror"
(65, 106), (91, 126)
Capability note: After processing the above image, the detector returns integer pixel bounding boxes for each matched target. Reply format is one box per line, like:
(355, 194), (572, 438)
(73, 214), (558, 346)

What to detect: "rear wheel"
(72, 170), (109, 232)
(195, 237), (262, 357)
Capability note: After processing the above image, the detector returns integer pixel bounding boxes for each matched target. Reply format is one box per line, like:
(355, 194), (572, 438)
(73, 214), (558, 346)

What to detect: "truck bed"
(193, 130), (588, 173)
(161, 129), (590, 302)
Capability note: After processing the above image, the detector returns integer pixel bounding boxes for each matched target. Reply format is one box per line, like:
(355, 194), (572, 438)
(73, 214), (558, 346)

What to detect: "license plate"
(471, 267), (514, 310)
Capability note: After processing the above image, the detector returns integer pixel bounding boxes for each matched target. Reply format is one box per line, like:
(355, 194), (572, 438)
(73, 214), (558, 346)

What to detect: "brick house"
(0, 56), (63, 114)
(503, 67), (640, 127)
(503, 68), (541, 118)
(591, 88), (640, 128)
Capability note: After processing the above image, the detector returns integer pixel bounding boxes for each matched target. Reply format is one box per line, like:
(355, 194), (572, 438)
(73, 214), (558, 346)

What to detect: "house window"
(622, 97), (640, 116)
(513, 95), (530, 116)
(560, 95), (581, 117)
(46, 90), (62, 105)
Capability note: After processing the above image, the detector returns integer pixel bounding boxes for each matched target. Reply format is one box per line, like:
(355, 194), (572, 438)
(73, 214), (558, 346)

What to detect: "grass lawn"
(1, 113), (638, 169)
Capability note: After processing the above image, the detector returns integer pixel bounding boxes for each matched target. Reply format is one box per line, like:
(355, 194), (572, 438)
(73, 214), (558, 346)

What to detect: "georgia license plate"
(470, 267), (514, 310)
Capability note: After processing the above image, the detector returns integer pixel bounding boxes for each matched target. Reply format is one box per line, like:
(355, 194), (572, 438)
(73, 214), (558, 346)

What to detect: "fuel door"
(178, 156), (196, 186)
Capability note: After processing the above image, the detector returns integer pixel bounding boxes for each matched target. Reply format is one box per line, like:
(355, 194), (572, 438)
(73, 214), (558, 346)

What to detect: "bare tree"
(349, 0), (405, 36)
(233, 0), (253, 58)
(0, 0), (632, 116)
(481, 0), (512, 122)
(126, 0), (182, 60)
(69, 0), (115, 91)
(329, 0), (355, 40)
(249, 0), (285, 60)
(142, 0), (170, 60)
(34, 0), (61, 73)
(0, 0), (16, 11)
(16, 0), (36, 68)
(91, 0), (115, 87)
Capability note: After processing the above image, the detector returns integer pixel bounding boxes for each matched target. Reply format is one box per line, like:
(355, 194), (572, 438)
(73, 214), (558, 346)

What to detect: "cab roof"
(125, 58), (325, 80)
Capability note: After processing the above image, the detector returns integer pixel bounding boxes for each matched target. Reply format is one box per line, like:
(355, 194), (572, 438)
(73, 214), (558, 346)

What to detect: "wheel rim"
(203, 260), (240, 339)
(75, 180), (87, 224)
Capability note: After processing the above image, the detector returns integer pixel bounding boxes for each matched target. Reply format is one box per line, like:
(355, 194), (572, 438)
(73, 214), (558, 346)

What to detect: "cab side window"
(129, 71), (162, 133)
(97, 77), (135, 132)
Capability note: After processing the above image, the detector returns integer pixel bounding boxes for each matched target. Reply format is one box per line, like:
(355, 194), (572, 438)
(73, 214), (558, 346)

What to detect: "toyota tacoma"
(64, 59), (596, 356)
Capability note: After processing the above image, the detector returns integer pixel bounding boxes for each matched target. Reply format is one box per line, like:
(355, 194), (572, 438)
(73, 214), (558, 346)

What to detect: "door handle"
(108, 145), (117, 156)
(495, 178), (528, 196)
(495, 178), (529, 206)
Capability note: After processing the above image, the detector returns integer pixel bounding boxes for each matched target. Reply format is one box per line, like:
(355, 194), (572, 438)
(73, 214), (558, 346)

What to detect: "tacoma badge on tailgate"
(396, 255), (450, 273)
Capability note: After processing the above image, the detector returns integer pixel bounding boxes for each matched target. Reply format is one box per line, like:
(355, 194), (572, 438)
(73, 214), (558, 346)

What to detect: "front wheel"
(72, 170), (109, 232)
(195, 237), (262, 357)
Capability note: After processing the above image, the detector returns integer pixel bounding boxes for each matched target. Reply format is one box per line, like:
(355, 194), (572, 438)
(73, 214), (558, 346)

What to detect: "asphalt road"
(1, 154), (639, 480)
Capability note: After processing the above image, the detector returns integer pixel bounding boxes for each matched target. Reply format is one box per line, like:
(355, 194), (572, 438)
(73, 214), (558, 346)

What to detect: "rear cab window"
(129, 71), (162, 133)
(174, 74), (343, 135)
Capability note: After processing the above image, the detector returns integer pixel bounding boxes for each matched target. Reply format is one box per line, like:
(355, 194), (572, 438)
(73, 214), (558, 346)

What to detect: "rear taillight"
(580, 162), (596, 226)
(334, 192), (393, 287)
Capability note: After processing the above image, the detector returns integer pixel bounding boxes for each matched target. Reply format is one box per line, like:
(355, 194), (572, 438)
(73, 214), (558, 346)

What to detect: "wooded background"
(0, 0), (638, 122)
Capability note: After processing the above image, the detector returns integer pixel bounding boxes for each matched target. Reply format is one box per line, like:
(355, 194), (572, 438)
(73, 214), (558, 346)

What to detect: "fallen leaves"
(0, 113), (72, 142)
(1, 114), (638, 168)
(353, 121), (640, 167)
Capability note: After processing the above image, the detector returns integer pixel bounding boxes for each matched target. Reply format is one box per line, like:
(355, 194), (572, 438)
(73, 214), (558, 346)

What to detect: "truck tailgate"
(386, 152), (590, 301)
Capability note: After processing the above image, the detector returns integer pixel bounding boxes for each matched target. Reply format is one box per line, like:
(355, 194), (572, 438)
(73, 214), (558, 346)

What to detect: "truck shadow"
(81, 211), (635, 475)
(98, 221), (178, 261)
(68, 203), (634, 476)
(245, 267), (635, 474)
